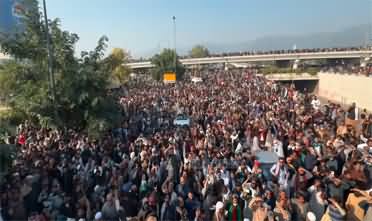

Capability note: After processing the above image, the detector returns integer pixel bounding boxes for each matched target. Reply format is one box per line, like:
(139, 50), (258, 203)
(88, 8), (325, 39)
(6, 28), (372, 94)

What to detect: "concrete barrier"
(318, 72), (372, 111)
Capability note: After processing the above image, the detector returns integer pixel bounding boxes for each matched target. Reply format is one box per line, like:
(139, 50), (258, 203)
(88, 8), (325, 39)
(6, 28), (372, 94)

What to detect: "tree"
(189, 45), (209, 58)
(0, 0), (121, 137)
(151, 48), (185, 81)
(104, 48), (131, 85)
(56, 36), (122, 134)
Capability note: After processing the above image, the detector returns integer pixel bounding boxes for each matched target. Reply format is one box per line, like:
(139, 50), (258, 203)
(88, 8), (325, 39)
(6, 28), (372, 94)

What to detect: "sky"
(41, 0), (370, 58)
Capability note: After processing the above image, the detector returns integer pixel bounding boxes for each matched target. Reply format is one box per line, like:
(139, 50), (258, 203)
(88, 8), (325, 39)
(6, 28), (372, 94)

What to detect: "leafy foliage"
(151, 48), (185, 81)
(104, 48), (131, 85)
(0, 0), (122, 137)
(56, 36), (122, 132)
(189, 45), (210, 58)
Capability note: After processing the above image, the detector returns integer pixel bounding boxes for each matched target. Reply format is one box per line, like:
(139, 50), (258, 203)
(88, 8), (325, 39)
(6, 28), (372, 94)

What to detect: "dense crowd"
(320, 64), (372, 77)
(1, 69), (372, 221)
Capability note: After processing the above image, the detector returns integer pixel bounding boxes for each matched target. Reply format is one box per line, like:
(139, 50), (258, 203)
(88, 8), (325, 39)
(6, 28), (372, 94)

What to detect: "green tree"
(189, 45), (209, 58)
(104, 48), (131, 85)
(0, 0), (121, 137)
(57, 36), (122, 134)
(151, 48), (185, 81)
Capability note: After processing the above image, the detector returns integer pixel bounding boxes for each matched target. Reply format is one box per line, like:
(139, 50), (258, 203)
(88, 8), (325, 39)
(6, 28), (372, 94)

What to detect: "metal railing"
(127, 50), (372, 69)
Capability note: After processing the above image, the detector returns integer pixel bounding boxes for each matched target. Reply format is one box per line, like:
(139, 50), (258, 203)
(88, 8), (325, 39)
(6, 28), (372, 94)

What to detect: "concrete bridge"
(127, 50), (372, 69)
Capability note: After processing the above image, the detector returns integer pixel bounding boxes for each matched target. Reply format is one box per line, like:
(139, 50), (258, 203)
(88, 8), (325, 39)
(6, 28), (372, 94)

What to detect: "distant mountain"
(205, 24), (370, 53)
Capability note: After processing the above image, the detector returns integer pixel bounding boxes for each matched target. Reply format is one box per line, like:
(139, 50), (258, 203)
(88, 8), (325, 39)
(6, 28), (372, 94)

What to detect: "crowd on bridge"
(320, 63), (372, 77)
(191, 46), (368, 58)
(130, 46), (370, 62)
(0, 68), (372, 221)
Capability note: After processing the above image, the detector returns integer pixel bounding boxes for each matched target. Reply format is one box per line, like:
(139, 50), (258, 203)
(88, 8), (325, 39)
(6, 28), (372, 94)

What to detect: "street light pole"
(42, 0), (57, 118)
(42, 0), (55, 98)
(172, 16), (176, 75)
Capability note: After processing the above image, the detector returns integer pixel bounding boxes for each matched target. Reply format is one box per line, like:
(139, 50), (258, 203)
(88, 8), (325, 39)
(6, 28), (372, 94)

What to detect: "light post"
(172, 16), (176, 75)
(42, 0), (57, 119)
(42, 0), (54, 99)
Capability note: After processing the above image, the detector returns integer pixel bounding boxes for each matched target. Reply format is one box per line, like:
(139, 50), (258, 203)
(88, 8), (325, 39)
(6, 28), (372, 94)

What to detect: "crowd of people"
(320, 63), (372, 77)
(192, 46), (369, 58)
(1, 69), (372, 221)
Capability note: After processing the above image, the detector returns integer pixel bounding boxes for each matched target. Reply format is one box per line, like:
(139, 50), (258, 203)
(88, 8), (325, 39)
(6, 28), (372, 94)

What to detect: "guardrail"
(181, 50), (372, 63)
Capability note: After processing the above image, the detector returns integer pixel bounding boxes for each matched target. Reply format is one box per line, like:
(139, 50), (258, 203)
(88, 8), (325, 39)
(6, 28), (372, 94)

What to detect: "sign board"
(163, 72), (176, 84)
(0, 0), (36, 39)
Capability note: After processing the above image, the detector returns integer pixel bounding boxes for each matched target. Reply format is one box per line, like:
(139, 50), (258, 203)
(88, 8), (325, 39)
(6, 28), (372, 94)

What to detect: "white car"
(191, 77), (203, 83)
(173, 114), (190, 126)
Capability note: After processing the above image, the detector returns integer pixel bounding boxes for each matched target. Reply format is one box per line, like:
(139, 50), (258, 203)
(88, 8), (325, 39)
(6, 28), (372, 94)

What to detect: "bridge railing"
(127, 50), (372, 68)
(181, 50), (372, 63)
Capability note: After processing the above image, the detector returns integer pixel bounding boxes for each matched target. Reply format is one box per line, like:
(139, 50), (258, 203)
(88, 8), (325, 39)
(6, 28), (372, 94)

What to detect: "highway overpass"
(127, 50), (372, 69)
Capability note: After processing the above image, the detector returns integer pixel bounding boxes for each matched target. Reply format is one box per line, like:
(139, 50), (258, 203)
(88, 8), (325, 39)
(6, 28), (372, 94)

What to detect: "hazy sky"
(44, 0), (370, 57)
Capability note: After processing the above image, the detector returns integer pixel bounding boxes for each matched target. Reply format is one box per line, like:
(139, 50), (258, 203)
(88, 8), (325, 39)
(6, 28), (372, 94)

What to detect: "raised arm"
(328, 198), (346, 217)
